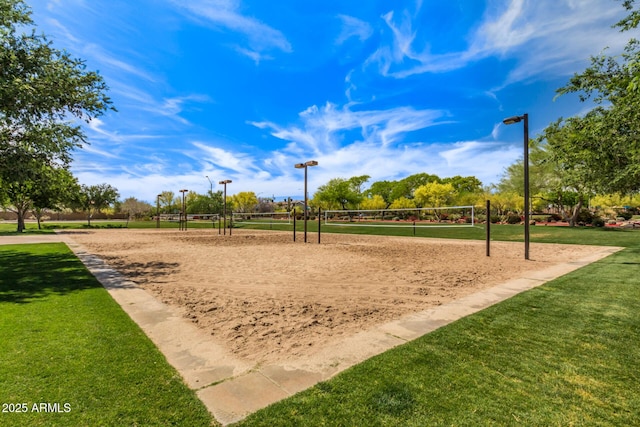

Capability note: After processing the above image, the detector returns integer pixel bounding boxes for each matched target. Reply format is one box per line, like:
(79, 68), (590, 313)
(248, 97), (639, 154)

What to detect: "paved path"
(1, 233), (623, 425)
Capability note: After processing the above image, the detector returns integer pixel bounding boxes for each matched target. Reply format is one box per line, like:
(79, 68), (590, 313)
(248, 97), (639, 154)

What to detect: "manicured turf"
(0, 243), (214, 426)
(236, 245), (640, 426)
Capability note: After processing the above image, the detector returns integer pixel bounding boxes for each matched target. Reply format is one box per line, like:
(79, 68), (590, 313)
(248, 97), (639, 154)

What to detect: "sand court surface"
(62, 228), (601, 365)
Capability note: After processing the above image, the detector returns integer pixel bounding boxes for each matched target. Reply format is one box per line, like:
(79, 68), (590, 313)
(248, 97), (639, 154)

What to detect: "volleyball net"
(232, 211), (292, 225)
(158, 213), (219, 222)
(323, 206), (475, 228)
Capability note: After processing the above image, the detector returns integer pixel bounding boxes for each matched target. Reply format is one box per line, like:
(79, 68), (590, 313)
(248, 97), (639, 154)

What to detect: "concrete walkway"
(1, 233), (623, 425)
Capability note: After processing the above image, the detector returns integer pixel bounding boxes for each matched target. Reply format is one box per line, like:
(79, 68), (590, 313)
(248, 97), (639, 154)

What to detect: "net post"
(486, 200), (491, 257)
(293, 210), (296, 242)
(318, 207), (321, 244)
(413, 220), (416, 236)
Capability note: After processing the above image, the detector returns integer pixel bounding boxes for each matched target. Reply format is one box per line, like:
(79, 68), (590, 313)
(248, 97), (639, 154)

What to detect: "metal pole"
(156, 195), (160, 229)
(523, 113), (530, 260)
(486, 200), (491, 257)
(318, 207), (321, 244)
(293, 211), (296, 242)
(304, 165), (308, 243)
(223, 183), (227, 235)
(503, 114), (530, 261)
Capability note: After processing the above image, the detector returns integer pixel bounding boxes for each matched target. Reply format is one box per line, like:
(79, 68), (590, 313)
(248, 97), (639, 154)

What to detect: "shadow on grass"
(597, 246), (640, 265)
(0, 244), (102, 304)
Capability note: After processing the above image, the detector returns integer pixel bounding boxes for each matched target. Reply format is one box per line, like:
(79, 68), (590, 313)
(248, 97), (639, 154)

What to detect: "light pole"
(205, 175), (213, 193)
(156, 194), (162, 229)
(179, 189), (189, 231)
(503, 113), (530, 260)
(219, 180), (232, 235)
(205, 175), (214, 219)
(294, 160), (318, 243)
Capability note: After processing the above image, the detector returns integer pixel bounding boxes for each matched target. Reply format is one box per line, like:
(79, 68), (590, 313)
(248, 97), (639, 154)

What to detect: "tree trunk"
(16, 207), (27, 233)
(12, 201), (30, 233)
(568, 198), (583, 227)
(34, 208), (43, 230)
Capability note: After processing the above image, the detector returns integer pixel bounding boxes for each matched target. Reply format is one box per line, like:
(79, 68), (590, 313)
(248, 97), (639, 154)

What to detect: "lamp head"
(294, 163), (305, 169)
(503, 115), (524, 125)
(305, 160), (318, 167)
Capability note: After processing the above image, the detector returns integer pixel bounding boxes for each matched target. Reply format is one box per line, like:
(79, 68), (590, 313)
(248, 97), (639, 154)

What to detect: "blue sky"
(27, 0), (630, 203)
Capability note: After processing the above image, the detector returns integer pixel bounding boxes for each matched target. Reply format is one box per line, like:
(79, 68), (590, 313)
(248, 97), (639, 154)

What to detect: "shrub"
(618, 211), (633, 220)
(506, 214), (522, 224)
(547, 213), (563, 222)
(576, 209), (595, 224)
(490, 215), (501, 224)
(449, 214), (461, 222)
(592, 217), (605, 227)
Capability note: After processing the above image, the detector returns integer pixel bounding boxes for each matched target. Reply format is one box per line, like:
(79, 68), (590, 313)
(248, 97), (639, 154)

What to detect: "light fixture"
(502, 113), (530, 260)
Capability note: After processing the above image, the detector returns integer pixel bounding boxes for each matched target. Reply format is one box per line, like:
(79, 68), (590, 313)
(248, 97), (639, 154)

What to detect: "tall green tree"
(30, 166), (79, 229)
(75, 183), (119, 226)
(0, 148), (79, 231)
(314, 177), (364, 210)
(158, 191), (176, 214)
(0, 0), (113, 231)
(538, 117), (604, 225)
(441, 175), (483, 195)
(232, 191), (259, 213)
(364, 180), (397, 208)
(394, 173), (441, 200)
(414, 182), (456, 210)
(549, 0), (640, 196)
(119, 197), (153, 225)
(360, 194), (387, 210)
(185, 190), (223, 215)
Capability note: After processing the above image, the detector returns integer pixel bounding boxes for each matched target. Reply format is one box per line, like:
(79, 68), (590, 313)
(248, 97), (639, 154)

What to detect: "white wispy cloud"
(335, 14), (374, 45)
(83, 43), (160, 83)
(190, 141), (261, 176)
(251, 102), (448, 156)
(170, 0), (292, 58)
(367, 0), (628, 84)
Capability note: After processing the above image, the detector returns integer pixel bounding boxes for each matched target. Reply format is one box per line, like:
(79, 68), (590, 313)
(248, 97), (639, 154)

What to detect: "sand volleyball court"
(63, 228), (599, 365)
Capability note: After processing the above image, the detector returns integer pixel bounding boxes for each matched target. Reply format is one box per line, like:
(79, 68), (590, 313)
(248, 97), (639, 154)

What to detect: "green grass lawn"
(0, 243), (214, 426)
(4, 219), (637, 247)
